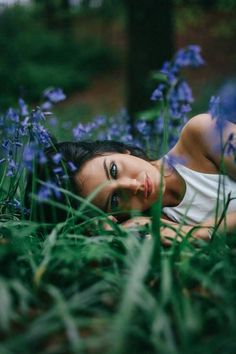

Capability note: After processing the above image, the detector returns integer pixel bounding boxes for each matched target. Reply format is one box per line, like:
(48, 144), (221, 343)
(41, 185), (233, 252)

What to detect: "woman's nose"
(118, 178), (144, 195)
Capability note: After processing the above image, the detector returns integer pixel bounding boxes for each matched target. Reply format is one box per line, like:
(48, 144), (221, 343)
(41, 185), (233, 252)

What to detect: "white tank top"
(162, 163), (236, 225)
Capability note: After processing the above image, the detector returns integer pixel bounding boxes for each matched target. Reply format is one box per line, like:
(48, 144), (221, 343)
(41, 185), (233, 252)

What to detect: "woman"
(26, 113), (236, 243)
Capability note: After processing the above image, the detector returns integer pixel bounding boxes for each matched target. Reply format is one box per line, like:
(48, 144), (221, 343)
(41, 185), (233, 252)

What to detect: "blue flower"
(2, 139), (9, 150)
(6, 159), (17, 177)
(37, 185), (52, 201)
(218, 80), (236, 124)
(23, 144), (47, 171)
(135, 120), (151, 136)
(41, 100), (53, 111)
(31, 108), (46, 123)
(151, 84), (165, 101)
(37, 181), (61, 201)
(175, 81), (193, 103)
(52, 153), (62, 165)
(6, 108), (19, 123)
(208, 96), (227, 131)
(18, 98), (29, 116)
(43, 88), (66, 104)
(68, 161), (77, 172)
(32, 123), (52, 147)
(160, 61), (178, 85)
(154, 116), (164, 134)
(174, 45), (205, 68)
(53, 166), (64, 175)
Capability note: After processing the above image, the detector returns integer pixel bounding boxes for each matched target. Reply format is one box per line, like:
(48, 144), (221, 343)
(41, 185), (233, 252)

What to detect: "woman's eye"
(110, 162), (118, 179)
(111, 192), (119, 210)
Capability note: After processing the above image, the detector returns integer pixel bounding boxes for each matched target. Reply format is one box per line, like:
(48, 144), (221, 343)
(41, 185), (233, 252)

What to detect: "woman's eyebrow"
(103, 158), (111, 211)
(103, 158), (110, 180)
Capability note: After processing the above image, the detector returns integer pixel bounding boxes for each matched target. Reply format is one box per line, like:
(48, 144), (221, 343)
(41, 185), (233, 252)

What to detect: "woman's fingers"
(101, 215), (118, 231)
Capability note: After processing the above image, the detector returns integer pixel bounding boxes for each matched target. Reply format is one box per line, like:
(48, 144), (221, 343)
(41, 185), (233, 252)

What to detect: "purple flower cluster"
(136, 45), (204, 149)
(73, 109), (134, 145)
(0, 89), (66, 216)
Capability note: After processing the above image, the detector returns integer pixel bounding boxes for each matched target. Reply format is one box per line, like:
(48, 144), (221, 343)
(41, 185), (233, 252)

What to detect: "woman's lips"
(145, 173), (153, 198)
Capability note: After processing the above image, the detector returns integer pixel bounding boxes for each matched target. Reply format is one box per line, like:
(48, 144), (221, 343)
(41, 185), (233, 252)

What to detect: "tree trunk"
(125, 0), (174, 128)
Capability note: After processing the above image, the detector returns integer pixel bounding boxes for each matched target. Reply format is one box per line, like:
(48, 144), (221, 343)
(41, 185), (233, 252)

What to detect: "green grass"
(0, 196), (236, 354)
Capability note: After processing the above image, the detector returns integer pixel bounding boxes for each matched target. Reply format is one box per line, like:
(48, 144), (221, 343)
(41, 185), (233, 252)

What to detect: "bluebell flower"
(23, 144), (47, 171)
(6, 159), (17, 177)
(175, 81), (193, 103)
(31, 108), (46, 123)
(151, 84), (165, 101)
(52, 153), (62, 164)
(53, 166), (64, 175)
(18, 98), (29, 116)
(32, 123), (52, 147)
(2, 139), (9, 150)
(160, 61), (177, 85)
(37, 185), (52, 201)
(68, 161), (77, 172)
(174, 45), (205, 68)
(39, 150), (47, 164)
(6, 108), (19, 123)
(218, 80), (236, 124)
(93, 115), (106, 127)
(38, 181), (61, 201)
(135, 120), (151, 136)
(41, 101), (53, 111)
(23, 144), (37, 171)
(208, 96), (228, 131)
(43, 88), (66, 104)
(154, 116), (164, 134)
(19, 116), (30, 136)
(209, 96), (221, 119)
(73, 123), (87, 140)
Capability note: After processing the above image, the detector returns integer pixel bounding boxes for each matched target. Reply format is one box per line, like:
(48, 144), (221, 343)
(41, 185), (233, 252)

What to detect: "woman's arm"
(120, 211), (236, 245)
(193, 211), (236, 239)
(120, 216), (193, 245)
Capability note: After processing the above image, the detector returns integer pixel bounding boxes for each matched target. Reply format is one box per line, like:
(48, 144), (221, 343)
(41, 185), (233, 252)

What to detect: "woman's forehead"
(74, 155), (109, 196)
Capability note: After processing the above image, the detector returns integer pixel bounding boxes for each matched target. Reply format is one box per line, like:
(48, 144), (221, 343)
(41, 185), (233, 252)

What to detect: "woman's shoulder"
(171, 113), (236, 178)
(170, 113), (219, 173)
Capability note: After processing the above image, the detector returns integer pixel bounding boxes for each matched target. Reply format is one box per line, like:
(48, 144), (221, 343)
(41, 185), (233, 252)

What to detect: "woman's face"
(75, 152), (163, 217)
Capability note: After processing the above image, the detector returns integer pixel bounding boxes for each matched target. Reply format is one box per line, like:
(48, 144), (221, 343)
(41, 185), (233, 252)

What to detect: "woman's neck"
(153, 158), (186, 207)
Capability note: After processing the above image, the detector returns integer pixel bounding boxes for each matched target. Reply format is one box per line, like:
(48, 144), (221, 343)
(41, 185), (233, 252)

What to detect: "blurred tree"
(125, 0), (174, 126)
